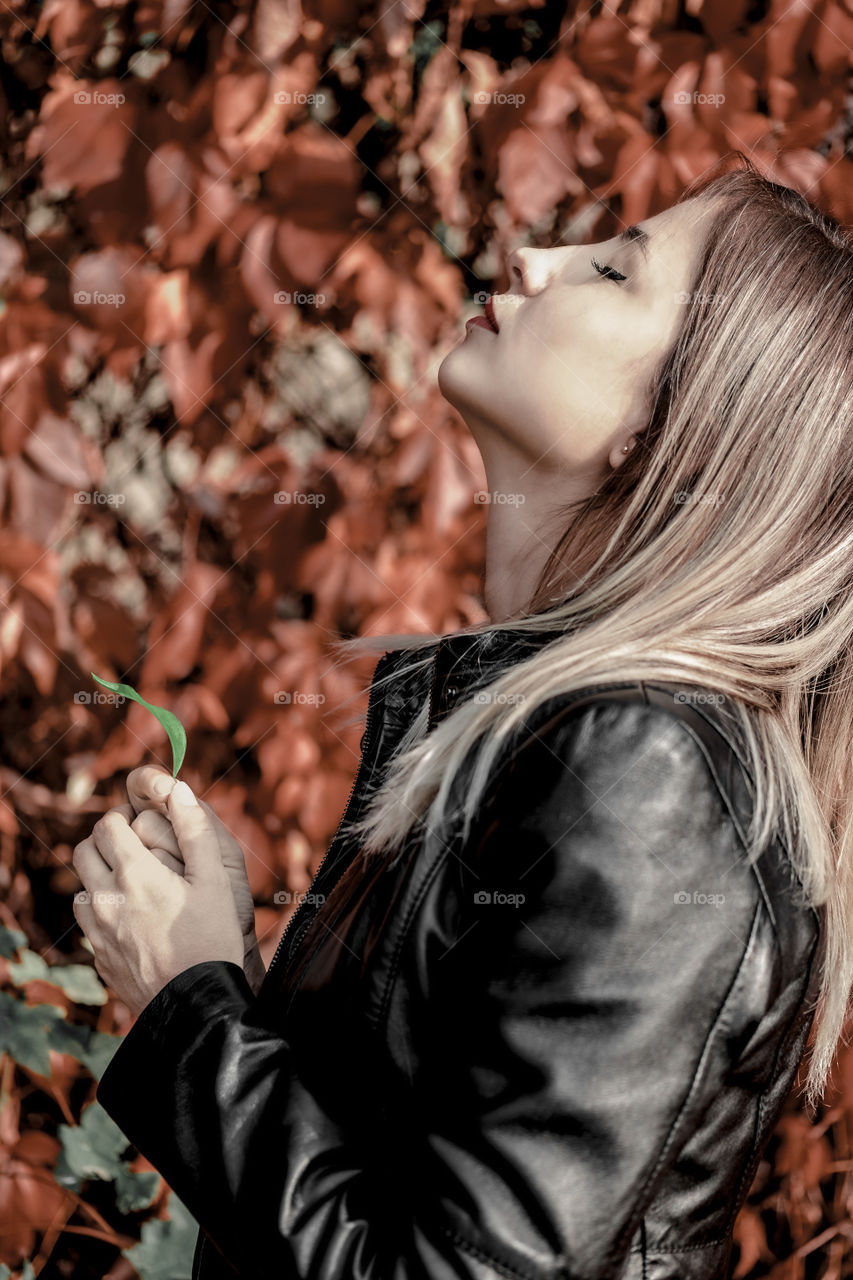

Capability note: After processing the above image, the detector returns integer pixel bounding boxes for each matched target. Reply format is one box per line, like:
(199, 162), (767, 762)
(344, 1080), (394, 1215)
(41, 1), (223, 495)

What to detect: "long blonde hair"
(327, 151), (853, 1113)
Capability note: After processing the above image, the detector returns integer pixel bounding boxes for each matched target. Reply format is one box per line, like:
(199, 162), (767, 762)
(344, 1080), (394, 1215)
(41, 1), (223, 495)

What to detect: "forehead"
(642, 197), (719, 253)
(634, 198), (720, 281)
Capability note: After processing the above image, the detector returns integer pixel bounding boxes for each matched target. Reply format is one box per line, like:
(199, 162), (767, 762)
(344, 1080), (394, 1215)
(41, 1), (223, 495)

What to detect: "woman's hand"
(124, 767), (266, 995)
(72, 781), (244, 1018)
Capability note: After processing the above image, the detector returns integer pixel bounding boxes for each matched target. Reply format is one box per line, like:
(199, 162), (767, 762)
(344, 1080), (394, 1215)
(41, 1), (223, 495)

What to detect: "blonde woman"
(73, 153), (842, 1279)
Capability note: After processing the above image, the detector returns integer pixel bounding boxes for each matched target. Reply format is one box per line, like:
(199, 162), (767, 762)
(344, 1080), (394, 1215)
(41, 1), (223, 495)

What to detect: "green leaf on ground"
(123, 1190), (200, 1280)
(0, 992), (67, 1076)
(0, 925), (27, 959)
(55, 1101), (130, 1188)
(7, 949), (107, 1005)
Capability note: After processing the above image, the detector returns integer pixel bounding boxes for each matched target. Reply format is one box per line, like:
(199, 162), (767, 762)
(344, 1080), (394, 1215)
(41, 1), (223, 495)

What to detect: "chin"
(436, 344), (513, 448)
(437, 345), (479, 414)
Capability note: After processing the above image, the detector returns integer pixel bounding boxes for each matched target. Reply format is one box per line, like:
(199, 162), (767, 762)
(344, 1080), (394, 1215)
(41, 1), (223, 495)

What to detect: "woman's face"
(437, 196), (719, 490)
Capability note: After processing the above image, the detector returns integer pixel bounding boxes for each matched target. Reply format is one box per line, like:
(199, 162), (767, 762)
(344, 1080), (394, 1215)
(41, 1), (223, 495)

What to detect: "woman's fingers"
(146, 845), (186, 875)
(131, 811), (185, 875)
(72, 834), (111, 884)
(131, 810), (181, 857)
(126, 766), (175, 818)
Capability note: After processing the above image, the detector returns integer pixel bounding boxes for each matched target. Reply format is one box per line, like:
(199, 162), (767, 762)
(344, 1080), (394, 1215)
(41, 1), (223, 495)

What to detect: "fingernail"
(152, 776), (172, 796)
(172, 780), (197, 806)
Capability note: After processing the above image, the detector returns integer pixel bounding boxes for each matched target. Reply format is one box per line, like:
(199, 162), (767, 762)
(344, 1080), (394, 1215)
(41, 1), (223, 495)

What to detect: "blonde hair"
(327, 152), (853, 1114)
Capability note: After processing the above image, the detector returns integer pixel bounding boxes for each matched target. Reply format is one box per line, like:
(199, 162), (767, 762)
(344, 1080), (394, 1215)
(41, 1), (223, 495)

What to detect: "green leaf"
(114, 1165), (162, 1214)
(55, 1101), (130, 1188)
(0, 985), (118, 1080)
(47, 962), (108, 1005)
(7, 949), (108, 1006)
(55, 1102), (162, 1214)
(0, 1264), (35, 1280)
(90, 672), (187, 778)
(123, 1190), (200, 1279)
(5, 949), (49, 986)
(0, 992), (67, 1076)
(0, 925), (27, 959)
(49, 1020), (120, 1080)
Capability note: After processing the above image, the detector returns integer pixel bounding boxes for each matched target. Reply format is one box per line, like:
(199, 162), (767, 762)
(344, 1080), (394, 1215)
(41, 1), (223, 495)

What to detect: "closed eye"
(591, 257), (627, 283)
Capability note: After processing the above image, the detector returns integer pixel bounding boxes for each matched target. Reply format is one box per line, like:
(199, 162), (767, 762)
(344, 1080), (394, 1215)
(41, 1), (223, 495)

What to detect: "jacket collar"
(366, 625), (755, 827)
(375, 625), (568, 732)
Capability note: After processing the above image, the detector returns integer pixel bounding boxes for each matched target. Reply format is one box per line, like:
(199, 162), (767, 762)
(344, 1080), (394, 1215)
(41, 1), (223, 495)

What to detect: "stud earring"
(621, 444), (630, 453)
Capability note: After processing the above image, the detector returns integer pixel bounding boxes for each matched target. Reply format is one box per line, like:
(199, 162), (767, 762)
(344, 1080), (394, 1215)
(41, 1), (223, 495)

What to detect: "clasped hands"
(72, 768), (266, 1018)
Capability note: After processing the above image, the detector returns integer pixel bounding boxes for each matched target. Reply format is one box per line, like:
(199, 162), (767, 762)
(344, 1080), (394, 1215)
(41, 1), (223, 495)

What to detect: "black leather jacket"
(96, 625), (823, 1280)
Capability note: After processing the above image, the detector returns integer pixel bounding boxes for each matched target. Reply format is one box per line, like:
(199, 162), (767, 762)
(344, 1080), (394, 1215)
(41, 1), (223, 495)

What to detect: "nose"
(505, 246), (562, 295)
(506, 246), (530, 292)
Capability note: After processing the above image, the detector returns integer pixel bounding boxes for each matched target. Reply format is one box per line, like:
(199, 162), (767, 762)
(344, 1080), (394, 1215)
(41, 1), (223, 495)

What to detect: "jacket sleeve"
(95, 698), (765, 1280)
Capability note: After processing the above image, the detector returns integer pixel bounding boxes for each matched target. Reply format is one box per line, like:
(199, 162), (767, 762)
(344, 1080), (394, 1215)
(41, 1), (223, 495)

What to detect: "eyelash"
(591, 257), (627, 282)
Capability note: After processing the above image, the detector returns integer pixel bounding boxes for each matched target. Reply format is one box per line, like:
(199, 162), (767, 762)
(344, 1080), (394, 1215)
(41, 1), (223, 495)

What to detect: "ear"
(609, 434), (637, 469)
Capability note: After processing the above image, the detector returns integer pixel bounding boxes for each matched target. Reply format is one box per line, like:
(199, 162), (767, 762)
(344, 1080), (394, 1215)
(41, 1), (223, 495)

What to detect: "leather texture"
(96, 625), (823, 1280)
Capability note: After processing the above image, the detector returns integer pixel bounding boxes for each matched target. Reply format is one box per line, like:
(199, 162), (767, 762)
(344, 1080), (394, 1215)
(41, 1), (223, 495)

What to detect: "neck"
(480, 453), (603, 624)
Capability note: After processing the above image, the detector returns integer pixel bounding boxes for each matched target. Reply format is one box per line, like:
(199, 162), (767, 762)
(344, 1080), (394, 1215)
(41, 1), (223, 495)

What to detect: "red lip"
(484, 296), (499, 333)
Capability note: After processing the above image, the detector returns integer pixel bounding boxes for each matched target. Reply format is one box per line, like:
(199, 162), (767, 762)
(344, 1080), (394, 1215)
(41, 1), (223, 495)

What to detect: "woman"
(73, 152), (848, 1278)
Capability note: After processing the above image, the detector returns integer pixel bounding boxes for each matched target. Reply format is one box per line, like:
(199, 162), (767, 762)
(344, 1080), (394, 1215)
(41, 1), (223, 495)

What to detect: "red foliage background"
(2, 0), (853, 1274)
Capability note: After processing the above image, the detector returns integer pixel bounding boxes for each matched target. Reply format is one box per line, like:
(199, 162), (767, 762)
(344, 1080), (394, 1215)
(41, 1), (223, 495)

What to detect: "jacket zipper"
(264, 656), (391, 983)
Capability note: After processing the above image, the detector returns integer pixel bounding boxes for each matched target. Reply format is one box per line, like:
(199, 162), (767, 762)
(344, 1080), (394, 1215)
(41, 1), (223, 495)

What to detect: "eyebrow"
(618, 223), (650, 263)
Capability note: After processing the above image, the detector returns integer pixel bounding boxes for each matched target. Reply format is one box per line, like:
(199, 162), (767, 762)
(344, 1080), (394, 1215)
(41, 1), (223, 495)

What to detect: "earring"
(621, 444), (630, 453)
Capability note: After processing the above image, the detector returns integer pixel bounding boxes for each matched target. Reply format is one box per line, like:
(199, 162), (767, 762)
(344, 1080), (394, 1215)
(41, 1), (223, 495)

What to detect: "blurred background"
(1, 0), (853, 1276)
